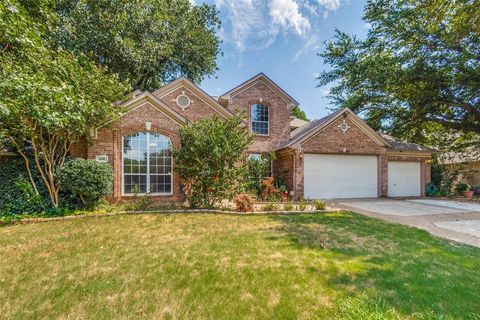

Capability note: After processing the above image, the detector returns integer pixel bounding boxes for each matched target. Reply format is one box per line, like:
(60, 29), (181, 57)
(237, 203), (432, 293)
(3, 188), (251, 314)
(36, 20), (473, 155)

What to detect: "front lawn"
(1, 212), (479, 319)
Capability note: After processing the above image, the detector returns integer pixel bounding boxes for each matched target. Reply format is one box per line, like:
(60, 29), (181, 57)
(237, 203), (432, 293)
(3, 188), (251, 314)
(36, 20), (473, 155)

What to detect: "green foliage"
(247, 153), (273, 195)
(0, 158), (48, 215)
(283, 202), (294, 211)
(173, 115), (252, 208)
(291, 107), (309, 121)
(233, 194), (254, 212)
(298, 197), (307, 211)
(262, 203), (278, 212)
(314, 199), (326, 210)
(53, 0), (222, 90)
(56, 159), (113, 207)
(456, 182), (471, 195)
(3, 178), (46, 215)
(0, 0), (130, 206)
(124, 185), (153, 211)
(318, 0), (480, 144)
(430, 157), (444, 190)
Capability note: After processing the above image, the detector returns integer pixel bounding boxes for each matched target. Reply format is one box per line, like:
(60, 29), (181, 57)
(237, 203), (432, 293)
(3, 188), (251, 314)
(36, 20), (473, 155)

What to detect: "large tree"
(53, 0), (222, 90)
(317, 0), (480, 144)
(0, 0), (130, 206)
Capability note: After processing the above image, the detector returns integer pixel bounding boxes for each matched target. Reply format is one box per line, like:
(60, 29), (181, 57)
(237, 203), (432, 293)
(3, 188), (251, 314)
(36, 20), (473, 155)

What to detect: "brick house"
(71, 73), (436, 201)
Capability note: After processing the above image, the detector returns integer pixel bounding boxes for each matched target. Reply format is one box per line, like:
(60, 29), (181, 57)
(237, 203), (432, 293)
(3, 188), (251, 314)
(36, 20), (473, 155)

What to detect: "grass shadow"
(269, 212), (480, 319)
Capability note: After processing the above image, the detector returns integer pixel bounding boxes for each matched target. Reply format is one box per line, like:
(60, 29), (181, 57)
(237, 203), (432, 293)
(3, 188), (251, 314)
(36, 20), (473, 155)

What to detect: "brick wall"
(227, 80), (292, 153)
(301, 115), (385, 155)
(156, 86), (222, 122)
(87, 102), (184, 202)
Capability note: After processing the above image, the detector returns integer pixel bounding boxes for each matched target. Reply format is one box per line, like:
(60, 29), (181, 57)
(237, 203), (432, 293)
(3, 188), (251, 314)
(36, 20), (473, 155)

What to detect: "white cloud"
(215, 0), (278, 52)
(215, 0), (342, 53)
(316, 0), (340, 11)
(293, 34), (319, 61)
(269, 0), (310, 36)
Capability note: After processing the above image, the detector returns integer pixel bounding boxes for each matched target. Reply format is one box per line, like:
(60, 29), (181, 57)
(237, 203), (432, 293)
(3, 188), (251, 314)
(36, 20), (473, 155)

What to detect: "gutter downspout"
(292, 151), (296, 199)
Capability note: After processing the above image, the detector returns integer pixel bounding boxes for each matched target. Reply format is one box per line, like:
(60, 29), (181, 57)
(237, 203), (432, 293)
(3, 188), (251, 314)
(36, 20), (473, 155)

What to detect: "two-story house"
(71, 73), (436, 201)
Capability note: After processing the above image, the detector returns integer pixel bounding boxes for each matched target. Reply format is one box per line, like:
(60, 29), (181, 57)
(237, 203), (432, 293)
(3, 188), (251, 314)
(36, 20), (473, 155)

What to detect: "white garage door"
(304, 154), (378, 199)
(388, 161), (421, 197)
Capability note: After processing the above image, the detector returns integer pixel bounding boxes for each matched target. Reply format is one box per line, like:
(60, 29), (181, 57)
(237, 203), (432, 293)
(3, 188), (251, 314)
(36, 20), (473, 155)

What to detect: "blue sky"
(196, 0), (369, 120)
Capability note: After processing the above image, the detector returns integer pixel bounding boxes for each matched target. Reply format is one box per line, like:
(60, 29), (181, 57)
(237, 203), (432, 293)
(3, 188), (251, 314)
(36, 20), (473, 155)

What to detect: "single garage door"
(304, 154), (378, 199)
(388, 161), (421, 197)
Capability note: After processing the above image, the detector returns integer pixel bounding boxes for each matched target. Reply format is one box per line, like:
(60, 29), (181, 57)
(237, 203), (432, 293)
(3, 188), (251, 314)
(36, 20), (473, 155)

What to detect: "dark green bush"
(0, 158), (48, 215)
(56, 159), (113, 207)
(456, 182), (470, 195)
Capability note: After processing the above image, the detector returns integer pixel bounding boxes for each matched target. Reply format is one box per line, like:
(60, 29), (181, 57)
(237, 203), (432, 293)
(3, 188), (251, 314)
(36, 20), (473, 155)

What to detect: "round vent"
(176, 94), (191, 110)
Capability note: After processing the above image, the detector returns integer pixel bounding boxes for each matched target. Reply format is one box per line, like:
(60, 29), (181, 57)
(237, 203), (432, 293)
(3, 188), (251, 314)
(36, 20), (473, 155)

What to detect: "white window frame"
(122, 132), (173, 196)
(251, 104), (269, 136)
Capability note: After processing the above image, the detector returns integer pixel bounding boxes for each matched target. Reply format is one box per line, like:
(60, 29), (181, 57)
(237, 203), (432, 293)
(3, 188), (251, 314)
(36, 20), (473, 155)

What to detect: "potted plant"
(464, 185), (474, 199)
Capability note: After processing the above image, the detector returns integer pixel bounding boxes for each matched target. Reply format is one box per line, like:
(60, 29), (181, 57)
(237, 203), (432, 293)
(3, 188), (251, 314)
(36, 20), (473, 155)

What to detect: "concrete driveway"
(334, 199), (480, 248)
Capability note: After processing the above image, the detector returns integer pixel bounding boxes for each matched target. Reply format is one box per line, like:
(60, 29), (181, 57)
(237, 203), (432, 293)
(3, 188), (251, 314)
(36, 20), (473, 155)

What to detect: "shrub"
(260, 177), (281, 201)
(263, 203), (279, 212)
(173, 115), (252, 208)
(0, 158), (48, 215)
(283, 202), (294, 211)
(2, 178), (46, 215)
(233, 194), (254, 212)
(124, 185), (153, 211)
(56, 159), (113, 207)
(298, 197), (307, 211)
(456, 182), (471, 195)
(314, 199), (327, 210)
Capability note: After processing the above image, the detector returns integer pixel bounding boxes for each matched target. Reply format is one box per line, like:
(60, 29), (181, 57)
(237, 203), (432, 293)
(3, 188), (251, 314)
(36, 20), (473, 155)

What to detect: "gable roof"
(152, 76), (235, 119)
(92, 91), (187, 139)
(220, 73), (300, 108)
(381, 134), (439, 154)
(279, 108), (391, 149)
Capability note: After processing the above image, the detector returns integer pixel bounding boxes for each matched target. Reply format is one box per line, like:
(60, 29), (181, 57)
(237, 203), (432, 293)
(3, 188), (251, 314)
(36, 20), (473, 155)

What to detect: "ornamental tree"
(0, 0), (130, 207)
(173, 115), (252, 208)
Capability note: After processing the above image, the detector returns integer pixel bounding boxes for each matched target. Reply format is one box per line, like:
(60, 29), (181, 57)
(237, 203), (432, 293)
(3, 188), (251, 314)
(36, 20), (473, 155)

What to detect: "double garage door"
(304, 154), (421, 199)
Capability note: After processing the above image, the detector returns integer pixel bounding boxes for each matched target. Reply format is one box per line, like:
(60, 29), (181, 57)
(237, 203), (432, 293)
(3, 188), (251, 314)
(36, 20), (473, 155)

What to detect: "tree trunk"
(10, 139), (40, 195)
(29, 133), (72, 207)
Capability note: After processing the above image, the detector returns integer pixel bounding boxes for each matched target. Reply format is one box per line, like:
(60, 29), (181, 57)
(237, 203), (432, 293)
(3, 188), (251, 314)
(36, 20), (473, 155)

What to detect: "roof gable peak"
(152, 77), (235, 119)
(220, 72), (299, 107)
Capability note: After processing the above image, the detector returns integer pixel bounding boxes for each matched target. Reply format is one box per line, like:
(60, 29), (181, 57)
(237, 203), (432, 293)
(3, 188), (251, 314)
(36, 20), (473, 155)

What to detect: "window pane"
(150, 174), (172, 194)
(123, 132), (173, 194)
(251, 104), (269, 135)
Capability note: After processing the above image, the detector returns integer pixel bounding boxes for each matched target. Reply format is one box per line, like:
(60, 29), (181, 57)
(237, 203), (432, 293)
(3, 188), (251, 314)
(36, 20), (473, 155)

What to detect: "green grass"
(1, 212), (479, 319)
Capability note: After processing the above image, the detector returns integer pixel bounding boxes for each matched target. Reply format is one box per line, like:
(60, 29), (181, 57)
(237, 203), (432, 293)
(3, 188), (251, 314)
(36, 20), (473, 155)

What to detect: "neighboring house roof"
(152, 76), (235, 119)
(381, 135), (439, 154)
(219, 73), (300, 108)
(290, 117), (309, 129)
(279, 108), (391, 149)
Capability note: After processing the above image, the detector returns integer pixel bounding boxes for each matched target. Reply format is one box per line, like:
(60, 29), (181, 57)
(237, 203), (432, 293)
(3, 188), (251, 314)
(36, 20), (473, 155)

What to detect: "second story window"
(251, 104), (269, 135)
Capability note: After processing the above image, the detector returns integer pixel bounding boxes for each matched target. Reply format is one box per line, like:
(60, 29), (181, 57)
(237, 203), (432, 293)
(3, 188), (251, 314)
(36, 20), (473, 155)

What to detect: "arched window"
(251, 104), (269, 135)
(122, 132), (172, 195)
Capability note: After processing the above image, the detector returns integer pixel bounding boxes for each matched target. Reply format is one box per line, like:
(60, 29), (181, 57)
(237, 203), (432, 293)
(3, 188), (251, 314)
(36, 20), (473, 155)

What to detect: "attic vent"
(176, 92), (191, 110)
